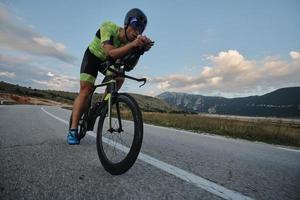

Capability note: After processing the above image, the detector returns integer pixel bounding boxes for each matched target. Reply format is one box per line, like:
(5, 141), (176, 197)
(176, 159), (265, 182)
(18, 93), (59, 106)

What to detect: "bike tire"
(96, 93), (143, 175)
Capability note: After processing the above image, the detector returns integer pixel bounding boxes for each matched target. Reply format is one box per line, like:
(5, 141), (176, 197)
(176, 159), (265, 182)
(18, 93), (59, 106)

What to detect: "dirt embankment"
(0, 93), (72, 109)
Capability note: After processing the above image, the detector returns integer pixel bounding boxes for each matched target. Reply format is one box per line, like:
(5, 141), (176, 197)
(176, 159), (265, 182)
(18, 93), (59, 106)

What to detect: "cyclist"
(67, 8), (153, 144)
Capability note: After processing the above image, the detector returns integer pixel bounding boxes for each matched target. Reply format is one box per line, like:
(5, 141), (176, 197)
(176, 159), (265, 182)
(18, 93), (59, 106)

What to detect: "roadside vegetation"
(142, 112), (300, 147)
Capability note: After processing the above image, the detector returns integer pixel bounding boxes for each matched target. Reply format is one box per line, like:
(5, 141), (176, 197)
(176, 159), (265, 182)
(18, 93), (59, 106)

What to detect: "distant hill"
(129, 93), (182, 113)
(0, 81), (76, 104)
(157, 87), (300, 118)
(0, 81), (181, 113)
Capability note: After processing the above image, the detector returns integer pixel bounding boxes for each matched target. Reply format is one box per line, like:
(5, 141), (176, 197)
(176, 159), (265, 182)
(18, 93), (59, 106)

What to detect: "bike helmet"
(124, 8), (147, 34)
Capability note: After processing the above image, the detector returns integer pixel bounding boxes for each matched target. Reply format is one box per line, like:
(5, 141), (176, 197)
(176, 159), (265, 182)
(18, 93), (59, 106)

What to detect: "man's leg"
(71, 81), (94, 129)
(116, 77), (125, 90)
(68, 47), (99, 144)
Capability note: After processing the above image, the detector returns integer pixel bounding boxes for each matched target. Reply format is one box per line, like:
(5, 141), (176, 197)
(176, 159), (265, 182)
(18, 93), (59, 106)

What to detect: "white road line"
(41, 107), (254, 200)
(277, 147), (300, 153)
(41, 107), (69, 124)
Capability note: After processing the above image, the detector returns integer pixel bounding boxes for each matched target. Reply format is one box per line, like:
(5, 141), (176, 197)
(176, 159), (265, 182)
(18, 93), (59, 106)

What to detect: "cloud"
(290, 51), (300, 60)
(32, 73), (78, 91)
(0, 71), (15, 78)
(47, 72), (54, 77)
(0, 54), (79, 91)
(151, 50), (300, 97)
(0, 4), (76, 64)
(157, 81), (171, 90)
(32, 37), (66, 53)
(0, 53), (32, 66)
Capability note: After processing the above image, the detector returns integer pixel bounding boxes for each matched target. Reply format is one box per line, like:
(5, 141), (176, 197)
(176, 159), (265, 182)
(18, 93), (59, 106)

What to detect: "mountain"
(157, 87), (300, 118)
(0, 81), (181, 113)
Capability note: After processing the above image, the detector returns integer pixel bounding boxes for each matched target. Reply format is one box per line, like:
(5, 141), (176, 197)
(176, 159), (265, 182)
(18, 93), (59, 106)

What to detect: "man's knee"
(79, 81), (93, 97)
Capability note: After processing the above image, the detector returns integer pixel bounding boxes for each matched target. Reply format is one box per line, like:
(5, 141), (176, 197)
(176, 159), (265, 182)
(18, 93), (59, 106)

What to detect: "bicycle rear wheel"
(96, 93), (143, 175)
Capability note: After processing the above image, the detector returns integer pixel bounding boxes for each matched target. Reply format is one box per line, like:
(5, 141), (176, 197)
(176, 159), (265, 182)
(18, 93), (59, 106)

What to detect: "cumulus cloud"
(290, 51), (300, 60)
(32, 37), (66, 53)
(157, 81), (171, 90)
(0, 4), (76, 64)
(151, 50), (300, 97)
(0, 54), (79, 91)
(32, 73), (78, 91)
(0, 71), (15, 78)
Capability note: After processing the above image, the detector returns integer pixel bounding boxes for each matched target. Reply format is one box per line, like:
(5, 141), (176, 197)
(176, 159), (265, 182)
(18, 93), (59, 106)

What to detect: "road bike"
(69, 53), (146, 175)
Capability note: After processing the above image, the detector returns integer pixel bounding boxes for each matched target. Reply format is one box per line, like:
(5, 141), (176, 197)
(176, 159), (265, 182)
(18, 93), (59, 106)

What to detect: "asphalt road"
(0, 105), (299, 200)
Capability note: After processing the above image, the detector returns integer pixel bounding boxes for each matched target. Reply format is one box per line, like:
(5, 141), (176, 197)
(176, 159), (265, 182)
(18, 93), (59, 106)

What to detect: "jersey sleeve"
(100, 22), (114, 45)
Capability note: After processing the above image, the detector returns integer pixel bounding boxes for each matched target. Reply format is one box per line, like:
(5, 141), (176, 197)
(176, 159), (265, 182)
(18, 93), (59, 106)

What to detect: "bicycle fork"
(106, 92), (113, 132)
(105, 80), (123, 133)
(116, 101), (123, 133)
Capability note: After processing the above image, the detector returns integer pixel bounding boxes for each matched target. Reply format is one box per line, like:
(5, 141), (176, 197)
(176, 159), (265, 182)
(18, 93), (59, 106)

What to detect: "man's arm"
(102, 42), (136, 60)
(103, 35), (151, 60)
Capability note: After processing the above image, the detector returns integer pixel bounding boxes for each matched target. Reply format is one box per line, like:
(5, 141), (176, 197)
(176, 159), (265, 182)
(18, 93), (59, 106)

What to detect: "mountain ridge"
(156, 87), (300, 117)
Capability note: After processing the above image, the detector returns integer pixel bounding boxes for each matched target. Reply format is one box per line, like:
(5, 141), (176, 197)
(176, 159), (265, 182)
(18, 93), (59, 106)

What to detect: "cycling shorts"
(80, 48), (107, 84)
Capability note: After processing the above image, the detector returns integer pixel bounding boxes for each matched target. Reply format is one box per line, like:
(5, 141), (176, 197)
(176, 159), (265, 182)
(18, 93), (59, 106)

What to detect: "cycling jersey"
(88, 21), (124, 60)
(80, 21), (125, 84)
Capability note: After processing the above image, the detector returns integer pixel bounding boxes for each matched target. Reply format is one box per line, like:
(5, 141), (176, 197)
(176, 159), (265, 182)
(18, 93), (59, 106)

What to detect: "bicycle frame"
(85, 78), (116, 131)
(86, 64), (146, 132)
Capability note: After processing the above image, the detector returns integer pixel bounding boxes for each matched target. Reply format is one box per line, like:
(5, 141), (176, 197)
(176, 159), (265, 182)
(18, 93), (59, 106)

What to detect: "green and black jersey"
(89, 21), (124, 60)
(80, 21), (125, 84)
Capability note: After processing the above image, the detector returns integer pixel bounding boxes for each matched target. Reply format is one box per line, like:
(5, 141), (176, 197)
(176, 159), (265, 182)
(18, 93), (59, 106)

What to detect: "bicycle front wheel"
(96, 93), (143, 175)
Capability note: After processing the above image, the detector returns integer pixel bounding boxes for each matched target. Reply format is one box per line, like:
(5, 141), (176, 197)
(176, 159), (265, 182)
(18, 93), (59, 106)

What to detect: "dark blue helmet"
(124, 8), (147, 33)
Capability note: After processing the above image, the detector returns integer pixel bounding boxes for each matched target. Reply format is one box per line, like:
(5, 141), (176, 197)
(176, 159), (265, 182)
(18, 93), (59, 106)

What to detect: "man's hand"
(131, 35), (154, 52)
(139, 35), (154, 52)
(142, 40), (154, 52)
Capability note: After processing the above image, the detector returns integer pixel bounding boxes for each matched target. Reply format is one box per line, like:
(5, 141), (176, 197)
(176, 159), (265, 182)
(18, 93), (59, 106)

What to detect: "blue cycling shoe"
(67, 129), (80, 145)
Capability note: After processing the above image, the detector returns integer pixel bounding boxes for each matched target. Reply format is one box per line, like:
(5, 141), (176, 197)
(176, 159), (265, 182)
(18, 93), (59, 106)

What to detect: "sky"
(0, 0), (299, 98)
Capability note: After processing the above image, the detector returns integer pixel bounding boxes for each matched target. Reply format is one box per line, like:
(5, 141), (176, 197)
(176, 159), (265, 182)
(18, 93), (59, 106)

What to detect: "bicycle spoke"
(116, 132), (130, 147)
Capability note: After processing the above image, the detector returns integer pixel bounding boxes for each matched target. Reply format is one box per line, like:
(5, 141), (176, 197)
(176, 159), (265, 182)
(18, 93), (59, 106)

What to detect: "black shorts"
(80, 48), (106, 84)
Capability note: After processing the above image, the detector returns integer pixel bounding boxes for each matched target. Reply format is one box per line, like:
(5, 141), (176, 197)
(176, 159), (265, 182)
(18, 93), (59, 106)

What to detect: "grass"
(62, 106), (300, 147)
(141, 112), (300, 147)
